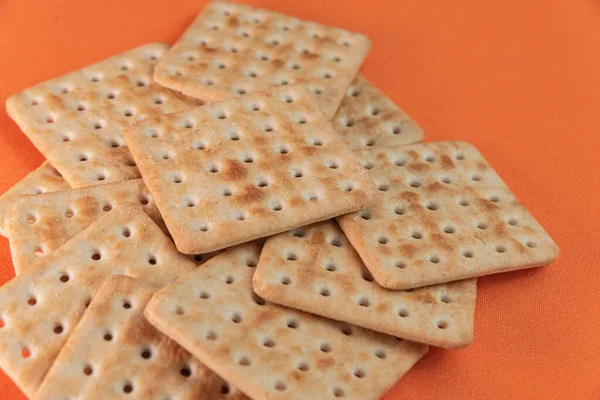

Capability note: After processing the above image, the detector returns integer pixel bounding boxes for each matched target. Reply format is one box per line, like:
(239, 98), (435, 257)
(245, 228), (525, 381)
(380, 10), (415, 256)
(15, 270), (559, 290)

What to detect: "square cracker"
(6, 43), (202, 188)
(5, 178), (162, 275)
(0, 207), (195, 397)
(337, 141), (560, 289)
(124, 85), (378, 254)
(145, 243), (429, 400)
(37, 275), (248, 400)
(153, 0), (371, 118)
(332, 74), (424, 149)
(0, 161), (70, 237)
(253, 220), (476, 348)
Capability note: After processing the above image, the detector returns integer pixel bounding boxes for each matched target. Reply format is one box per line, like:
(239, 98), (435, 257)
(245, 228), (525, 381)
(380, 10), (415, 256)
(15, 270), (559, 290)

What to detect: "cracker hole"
(378, 237), (388, 245)
(297, 362), (310, 372)
(444, 225), (456, 234)
(359, 210), (371, 220)
(26, 215), (37, 224)
(141, 349), (152, 359)
(429, 254), (441, 263)
(358, 297), (370, 307)
(456, 153), (465, 160)
(437, 320), (448, 329)
(262, 338), (276, 348)
(325, 262), (337, 272)
(462, 250), (474, 258)
(526, 240), (538, 248)
(362, 271), (374, 281)
(104, 332), (113, 341)
(292, 229), (306, 238)
(281, 276), (291, 285)
(53, 324), (63, 334)
(476, 222), (488, 230)
(319, 287), (330, 297)
(440, 295), (452, 304)
(103, 204), (112, 212)
(180, 367), (191, 377)
(371, 108), (380, 116)
(495, 245), (506, 253)
(60, 274), (70, 283)
(287, 319), (298, 329)
(441, 176), (453, 184)
(148, 256), (157, 265)
(139, 195), (150, 206)
(199, 291), (210, 299)
(175, 307), (184, 315)
(107, 93), (116, 100)
(409, 179), (422, 188)
(392, 126), (401, 135)
(237, 356), (251, 366)
(471, 174), (482, 182)
(377, 183), (389, 192)
(489, 195), (500, 203)
(27, 296), (37, 306)
(33, 247), (44, 257)
(426, 202), (439, 210)
(458, 198), (469, 207)
(326, 160), (339, 169)
(375, 348), (387, 359)
(97, 173), (106, 181)
(508, 218), (520, 226)
(221, 383), (230, 394)
(333, 387), (345, 398)
(229, 131), (240, 141)
(286, 252), (298, 261)
(320, 343), (331, 353)
(231, 312), (242, 323)
(271, 202), (283, 211)
(394, 206), (406, 216)
(311, 138), (323, 146)
(209, 164), (220, 173)
(123, 300), (131, 309)
(411, 231), (423, 240)
(77, 104), (86, 111)
(186, 199), (196, 208)
(330, 238), (342, 247)
(246, 259), (257, 268)
(274, 381), (286, 392)
(123, 383), (133, 394)
(21, 348), (31, 358)
(395, 261), (407, 269)
(224, 275), (234, 284)
(206, 330), (218, 341)
(83, 364), (93, 376)
(354, 369), (365, 378)
(46, 116), (54, 124)
(79, 155), (88, 162)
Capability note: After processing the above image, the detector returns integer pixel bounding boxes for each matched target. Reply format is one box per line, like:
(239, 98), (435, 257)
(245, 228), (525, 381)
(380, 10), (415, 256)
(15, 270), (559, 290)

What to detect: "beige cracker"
(6, 43), (202, 188)
(5, 178), (162, 275)
(337, 141), (559, 289)
(124, 85), (378, 254)
(0, 161), (70, 237)
(37, 275), (248, 400)
(0, 207), (195, 397)
(153, 1), (371, 119)
(332, 74), (424, 149)
(253, 220), (476, 348)
(145, 243), (429, 400)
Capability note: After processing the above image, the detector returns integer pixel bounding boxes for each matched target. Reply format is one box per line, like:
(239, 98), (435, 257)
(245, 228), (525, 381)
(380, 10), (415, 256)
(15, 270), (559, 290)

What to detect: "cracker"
(332, 74), (424, 149)
(0, 161), (70, 236)
(153, 1), (371, 118)
(0, 207), (195, 397)
(253, 220), (476, 348)
(337, 141), (560, 289)
(37, 275), (248, 400)
(124, 85), (378, 254)
(5, 178), (163, 275)
(145, 243), (429, 400)
(6, 43), (202, 188)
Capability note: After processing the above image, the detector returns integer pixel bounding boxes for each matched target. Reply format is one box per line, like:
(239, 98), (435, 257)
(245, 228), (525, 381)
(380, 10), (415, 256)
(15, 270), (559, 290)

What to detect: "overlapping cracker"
(145, 243), (429, 400)
(253, 220), (476, 348)
(6, 43), (202, 188)
(153, 1), (371, 118)
(0, 161), (70, 236)
(0, 207), (195, 397)
(125, 85), (378, 254)
(37, 275), (248, 400)
(5, 179), (162, 275)
(337, 141), (559, 289)
(332, 74), (424, 149)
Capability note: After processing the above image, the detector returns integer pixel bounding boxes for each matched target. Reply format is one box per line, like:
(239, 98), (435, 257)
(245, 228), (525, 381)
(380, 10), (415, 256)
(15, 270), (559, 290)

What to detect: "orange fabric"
(0, 0), (598, 398)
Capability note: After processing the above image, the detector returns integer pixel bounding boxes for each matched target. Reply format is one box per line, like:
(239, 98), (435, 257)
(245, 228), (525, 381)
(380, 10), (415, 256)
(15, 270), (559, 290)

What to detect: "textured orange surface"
(0, 1), (598, 399)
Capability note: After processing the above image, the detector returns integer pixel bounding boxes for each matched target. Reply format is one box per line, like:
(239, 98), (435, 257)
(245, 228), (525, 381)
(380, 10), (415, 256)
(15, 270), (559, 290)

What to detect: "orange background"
(0, 0), (599, 398)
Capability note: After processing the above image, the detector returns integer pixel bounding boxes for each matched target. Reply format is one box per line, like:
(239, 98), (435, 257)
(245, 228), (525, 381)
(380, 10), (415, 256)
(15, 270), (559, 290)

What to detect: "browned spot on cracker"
(441, 155), (455, 169)
(301, 52), (319, 60)
(430, 232), (454, 252)
(271, 59), (285, 68)
(401, 244), (419, 258)
(407, 150), (420, 160)
(409, 291), (437, 304)
(202, 47), (217, 54)
(235, 185), (264, 205)
(227, 16), (239, 28)
(315, 357), (335, 371)
(407, 163), (429, 173)
(301, 146), (317, 156)
(477, 198), (499, 212)
(222, 159), (247, 181)
(400, 191), (419, 202)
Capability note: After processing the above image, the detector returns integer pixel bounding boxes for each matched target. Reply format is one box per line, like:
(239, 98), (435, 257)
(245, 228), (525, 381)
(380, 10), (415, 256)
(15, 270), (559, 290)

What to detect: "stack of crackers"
(0, 2), (559, 399)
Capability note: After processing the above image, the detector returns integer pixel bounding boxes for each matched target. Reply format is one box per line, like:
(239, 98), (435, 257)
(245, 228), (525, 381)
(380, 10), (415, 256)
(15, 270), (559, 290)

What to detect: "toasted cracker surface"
(153, 1), (371, 118)
(125, 85), (377, 254)
(337, 141), (559, 289)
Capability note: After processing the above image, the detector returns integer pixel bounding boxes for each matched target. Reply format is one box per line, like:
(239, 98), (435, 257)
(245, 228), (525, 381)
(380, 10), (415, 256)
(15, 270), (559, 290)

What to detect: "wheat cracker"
(37, 275), (247, 400)
(153, 1), (371, 118)
(145, 243), (429, 400)
(253, 220), (476, 348)
(333, 74), (424, 149)
(124, 85), (378, 254)
(6, 43), (202, 188)
(0, 207), (195, 397)
(5, 179), (162, 275)
(0, 161), (70, 237)
(337, 141), (559, 289)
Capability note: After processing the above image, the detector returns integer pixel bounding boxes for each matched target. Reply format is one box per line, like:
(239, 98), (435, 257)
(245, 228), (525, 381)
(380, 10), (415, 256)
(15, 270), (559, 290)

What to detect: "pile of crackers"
(0, 2), (559, 399)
